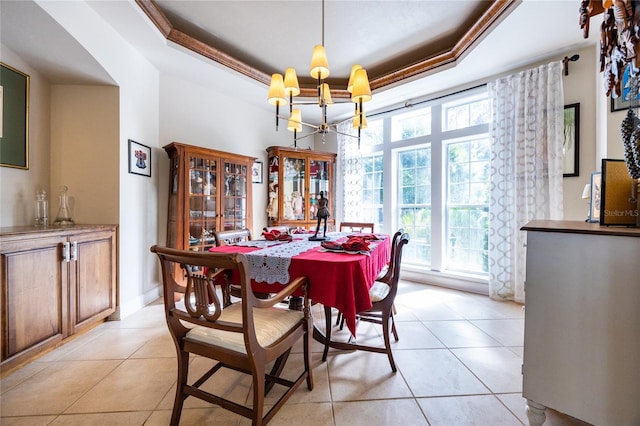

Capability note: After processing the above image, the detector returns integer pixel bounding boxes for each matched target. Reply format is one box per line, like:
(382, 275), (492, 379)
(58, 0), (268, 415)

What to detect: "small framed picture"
(252, 161), (263, 184)
(128, 139), (151, 177)
(611, 64), (640, 112)
(563, 103), (579, 177)
(588, 171), (601, 223)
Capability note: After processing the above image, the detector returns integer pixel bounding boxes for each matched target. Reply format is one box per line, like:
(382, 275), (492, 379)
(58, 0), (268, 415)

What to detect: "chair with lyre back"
(339, 222), (375, 233)
(151, 245), (313, 426)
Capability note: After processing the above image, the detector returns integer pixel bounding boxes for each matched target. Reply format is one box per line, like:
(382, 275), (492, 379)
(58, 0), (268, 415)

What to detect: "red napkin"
(342, 236), (371, 252)
(321, 241), (343, 250)
(262, 230), (292, 241)
(292, 227), (314, 234)
(348, 233), (379, 241)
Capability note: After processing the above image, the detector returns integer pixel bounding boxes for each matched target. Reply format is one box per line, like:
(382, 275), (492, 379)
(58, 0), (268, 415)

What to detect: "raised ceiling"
(138, 0), (519, 98)
(1, 1), (600, 126)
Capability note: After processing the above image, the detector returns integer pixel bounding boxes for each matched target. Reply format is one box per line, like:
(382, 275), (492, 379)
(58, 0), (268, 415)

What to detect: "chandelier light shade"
(267, 73), (286, 106)
(321, 83), (333, 105)
(347, 64), (362, 93)
(267, 0), (372, 146)
(288, 109), (303, 132)
(310, 45), (330, 80)
(284, 68), (300, 97)
(351, 69), (372, 103)
(353, 106), (367, 129)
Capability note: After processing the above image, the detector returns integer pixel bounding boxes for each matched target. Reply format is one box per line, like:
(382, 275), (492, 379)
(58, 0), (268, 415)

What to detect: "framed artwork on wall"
(588, 171), (601, 223)
(0, 62), (30, 169)
(128, 139), (151, 177)
(563, 103), (579, 177)
(611, 64), (640, 112)
(252, 161), (263, 184)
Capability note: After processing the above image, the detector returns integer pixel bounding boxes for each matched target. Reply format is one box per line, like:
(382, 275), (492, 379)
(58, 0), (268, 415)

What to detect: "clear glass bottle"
(53, 186), (75, 226)
(35, 189), (48, 227)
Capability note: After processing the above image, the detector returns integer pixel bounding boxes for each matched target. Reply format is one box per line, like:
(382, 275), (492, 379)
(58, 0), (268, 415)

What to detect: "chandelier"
(267, 0), (371, 146)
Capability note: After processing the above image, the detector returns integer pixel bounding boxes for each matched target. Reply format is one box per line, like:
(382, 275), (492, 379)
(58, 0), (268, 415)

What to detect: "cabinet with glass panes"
(266, 146), (336, 232)
(164, 142), (255, 283)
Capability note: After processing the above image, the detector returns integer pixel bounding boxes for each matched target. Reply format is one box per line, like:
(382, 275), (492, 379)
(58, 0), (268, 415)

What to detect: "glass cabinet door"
(309, 159), (331, 220)
(282, 157), (305, 221)
(222, 161), (248, 230)
(188, 156), (218, 251)
(267, 156), (279, 220)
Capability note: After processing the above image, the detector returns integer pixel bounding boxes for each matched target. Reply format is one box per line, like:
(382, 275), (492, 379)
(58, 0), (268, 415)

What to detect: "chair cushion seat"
(369, 281), (390, 302)
(185, 303), (304, 353)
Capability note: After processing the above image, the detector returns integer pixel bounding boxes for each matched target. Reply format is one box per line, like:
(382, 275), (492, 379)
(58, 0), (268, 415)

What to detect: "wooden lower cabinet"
(0, 225), (117, 374)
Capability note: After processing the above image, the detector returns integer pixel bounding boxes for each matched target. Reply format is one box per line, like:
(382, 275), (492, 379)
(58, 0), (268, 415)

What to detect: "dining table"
(208, 232), (391, 339)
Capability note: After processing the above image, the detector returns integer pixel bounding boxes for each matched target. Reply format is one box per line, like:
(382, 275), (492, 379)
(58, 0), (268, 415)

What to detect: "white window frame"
(353, 86), (490, 293)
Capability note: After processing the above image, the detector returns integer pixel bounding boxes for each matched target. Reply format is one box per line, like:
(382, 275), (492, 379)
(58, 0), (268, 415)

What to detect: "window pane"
(445, 135), (490, 274)
(443, 95), (489, 131)
(397, 147), (431, 266)
(391, 107), (431, 141)
(360, 154), (384, 231)
(361, 119), (384, 147)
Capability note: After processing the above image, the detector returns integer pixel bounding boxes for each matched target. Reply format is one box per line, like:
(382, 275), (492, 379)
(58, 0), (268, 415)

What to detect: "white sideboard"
(522, 221), (640, 426)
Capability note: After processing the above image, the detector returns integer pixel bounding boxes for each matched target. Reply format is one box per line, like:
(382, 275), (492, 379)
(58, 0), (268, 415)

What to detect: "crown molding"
(136, 0), (519, 98)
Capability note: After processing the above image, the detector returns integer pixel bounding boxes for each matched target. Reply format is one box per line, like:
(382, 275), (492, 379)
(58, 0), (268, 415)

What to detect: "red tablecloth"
(209, 235), (391, 336)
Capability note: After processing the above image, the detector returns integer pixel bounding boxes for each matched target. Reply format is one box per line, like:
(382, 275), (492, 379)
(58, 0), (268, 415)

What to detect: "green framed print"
(0, 62), (29, 169)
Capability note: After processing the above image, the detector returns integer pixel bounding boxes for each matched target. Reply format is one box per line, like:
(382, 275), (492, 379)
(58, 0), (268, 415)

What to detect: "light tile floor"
(1, 281), (591, 426)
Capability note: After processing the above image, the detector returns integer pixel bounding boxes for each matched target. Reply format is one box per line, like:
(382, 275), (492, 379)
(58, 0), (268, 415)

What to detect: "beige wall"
(562, 45), (599, 221)
(50, 85), (119, 224)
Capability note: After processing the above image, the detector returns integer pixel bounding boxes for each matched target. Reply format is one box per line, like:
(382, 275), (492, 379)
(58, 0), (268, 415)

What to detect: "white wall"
(158, 73), (297, 236)
(0, 46), (51, 227)
(562, 45), (599, 221)
(37, 0), (161, 317)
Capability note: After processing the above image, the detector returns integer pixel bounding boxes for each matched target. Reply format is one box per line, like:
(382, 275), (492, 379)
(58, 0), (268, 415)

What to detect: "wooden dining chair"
(151, 245), (313, 426)
(323, 232), (409, 372)
(213, 228), (252, 246)
(339, 221), (375, 233)
(376, 228), (405, 282)
(336, 228), (404, 329)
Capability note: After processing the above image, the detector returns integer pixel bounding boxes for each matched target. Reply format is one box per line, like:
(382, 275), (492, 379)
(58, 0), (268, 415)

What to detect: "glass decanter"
(53, 186), (75, 226)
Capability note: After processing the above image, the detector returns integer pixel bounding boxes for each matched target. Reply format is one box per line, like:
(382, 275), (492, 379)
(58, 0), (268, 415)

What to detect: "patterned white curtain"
(336, 121), (364, 222)
(487, 61), (564, 303)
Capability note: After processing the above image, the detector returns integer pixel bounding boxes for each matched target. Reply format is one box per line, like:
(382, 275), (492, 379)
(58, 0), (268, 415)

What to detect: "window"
(446, 136), (490, 274)
(398, 147), (431, 265)
(361, 154), (384, 230)
(391, 107), (431, 141)
(341, 87), (490, 284)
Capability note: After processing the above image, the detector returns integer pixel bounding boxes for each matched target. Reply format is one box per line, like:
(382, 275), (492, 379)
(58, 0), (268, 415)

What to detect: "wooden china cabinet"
(266, 146), (336, 231)
(163, 142), (255, 282)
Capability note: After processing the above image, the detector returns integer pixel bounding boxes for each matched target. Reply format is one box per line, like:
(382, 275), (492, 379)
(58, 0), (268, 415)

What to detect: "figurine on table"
(310, 191), (330, 241)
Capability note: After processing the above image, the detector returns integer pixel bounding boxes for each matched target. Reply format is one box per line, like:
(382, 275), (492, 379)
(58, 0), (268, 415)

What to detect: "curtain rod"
(562, 54), (580, 76)
(366, 54), (578, 120)
(366, 83), (487, 119)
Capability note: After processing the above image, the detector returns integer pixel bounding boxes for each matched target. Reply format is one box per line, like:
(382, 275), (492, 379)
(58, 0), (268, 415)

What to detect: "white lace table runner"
(246, 240), (320, 284)
(231, 240), (287, 248)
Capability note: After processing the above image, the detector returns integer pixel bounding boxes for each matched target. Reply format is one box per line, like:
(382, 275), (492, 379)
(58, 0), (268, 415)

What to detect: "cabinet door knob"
(62, 242), (70, 262)
(71, 241), (78, 262)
